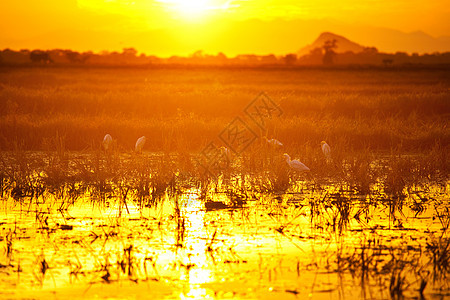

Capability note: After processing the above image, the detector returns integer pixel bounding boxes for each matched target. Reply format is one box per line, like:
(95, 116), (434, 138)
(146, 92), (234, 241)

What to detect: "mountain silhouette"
(298, 32), (367, 56)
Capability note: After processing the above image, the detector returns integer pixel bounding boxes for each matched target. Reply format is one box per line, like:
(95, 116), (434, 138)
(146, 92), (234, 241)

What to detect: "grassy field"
(0, 66), (449, 299)
(0, 66), (449, 153)
(0, 66), (448, 199)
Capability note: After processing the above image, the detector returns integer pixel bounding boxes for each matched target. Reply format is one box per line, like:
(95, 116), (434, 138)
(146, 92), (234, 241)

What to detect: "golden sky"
(1, 0), (449, 55)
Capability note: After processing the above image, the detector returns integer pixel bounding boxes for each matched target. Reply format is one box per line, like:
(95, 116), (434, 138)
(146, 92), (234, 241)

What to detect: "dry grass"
(0, 66), (448, 211)
(0, 67), (448, 152)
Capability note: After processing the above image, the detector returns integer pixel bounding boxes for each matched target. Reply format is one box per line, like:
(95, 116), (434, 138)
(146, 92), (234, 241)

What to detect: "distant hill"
(298, 32), (367, 56)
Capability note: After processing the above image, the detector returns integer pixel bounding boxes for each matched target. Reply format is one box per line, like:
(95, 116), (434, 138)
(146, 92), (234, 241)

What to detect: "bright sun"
(158, 0), (230, 18)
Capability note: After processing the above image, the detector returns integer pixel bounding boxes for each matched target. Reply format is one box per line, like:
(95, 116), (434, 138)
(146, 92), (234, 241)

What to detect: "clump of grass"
(384, 155), (413, 198)
(418, 143), (449, 182)
(342, 149), (376, 194)
(150, 153), (178, 202)
(334, 239), (430, 299)
(328, 192), (353, 233)
(426, 207), (450, 282)
(245, 149), (290, 193)
(128, 155), (153, 205)
(383, 144), (449, 198)
(428, 238), (450, 282)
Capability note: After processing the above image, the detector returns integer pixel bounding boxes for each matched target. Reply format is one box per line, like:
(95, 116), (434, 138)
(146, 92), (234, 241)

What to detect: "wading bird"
(283, 153), (310, 172)
(135, 136), (146, 152)
(102, 134), (113, 151)
(265, 137), (283, 147)
(321, 141), (331, 160)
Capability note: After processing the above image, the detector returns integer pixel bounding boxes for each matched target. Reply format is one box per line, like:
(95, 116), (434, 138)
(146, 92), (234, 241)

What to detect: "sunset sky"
(1, 0), (449, 56)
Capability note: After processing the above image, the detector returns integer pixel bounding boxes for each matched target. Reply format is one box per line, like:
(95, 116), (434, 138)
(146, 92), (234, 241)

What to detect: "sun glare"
(157, 0), (232, 19)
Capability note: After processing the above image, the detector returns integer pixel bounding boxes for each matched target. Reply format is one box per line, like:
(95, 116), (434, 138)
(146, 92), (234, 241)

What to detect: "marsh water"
(0, 152), (449, 299)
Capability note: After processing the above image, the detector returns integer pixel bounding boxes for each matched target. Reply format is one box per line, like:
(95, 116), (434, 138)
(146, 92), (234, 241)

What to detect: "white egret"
(320, 141), (331, 160)
(135, 136), (146, 152)
(102, 134), (113, 151)
(265, 137), (283, 147)
(283, 153), (310, 172)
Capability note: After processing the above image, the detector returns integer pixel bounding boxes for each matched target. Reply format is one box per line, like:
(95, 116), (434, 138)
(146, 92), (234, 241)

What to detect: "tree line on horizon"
(1, 40), (450, 67)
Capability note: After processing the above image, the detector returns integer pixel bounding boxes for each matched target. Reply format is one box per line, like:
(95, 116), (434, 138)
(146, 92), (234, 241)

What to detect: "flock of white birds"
(102, 134), (331, 172)
(269, 138), (332, 172)
(102, 134), (147, 153)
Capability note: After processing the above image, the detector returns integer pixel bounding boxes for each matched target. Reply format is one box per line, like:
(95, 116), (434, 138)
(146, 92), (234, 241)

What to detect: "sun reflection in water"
(178, 190), (214, 297)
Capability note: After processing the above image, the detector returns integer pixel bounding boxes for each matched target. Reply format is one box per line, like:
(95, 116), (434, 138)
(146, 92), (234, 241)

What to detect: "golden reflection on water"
(179, 191), (214, 297)
(0, 181), (449, 299)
